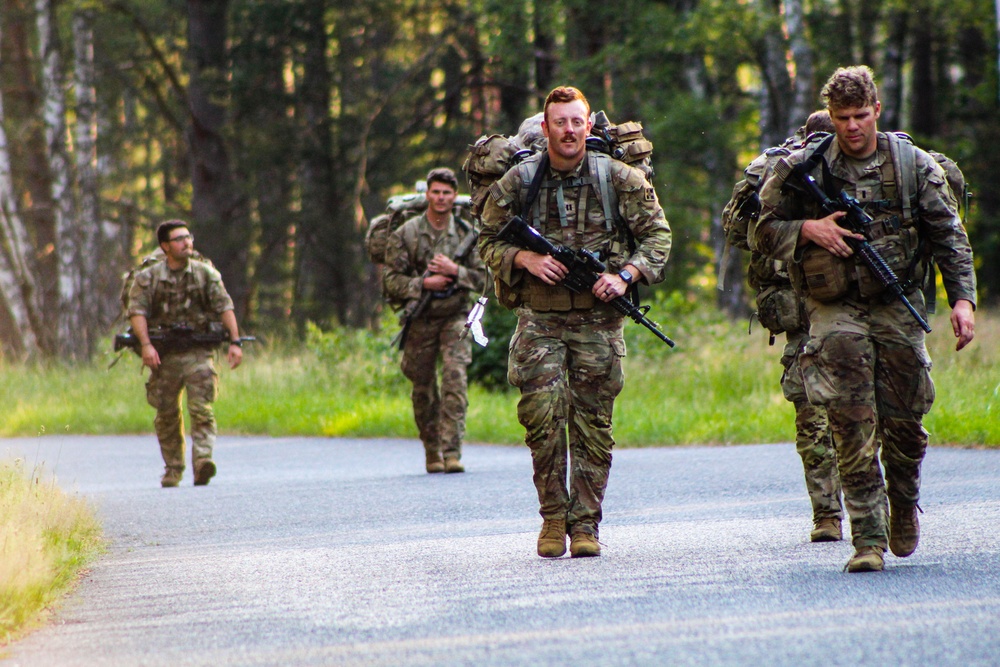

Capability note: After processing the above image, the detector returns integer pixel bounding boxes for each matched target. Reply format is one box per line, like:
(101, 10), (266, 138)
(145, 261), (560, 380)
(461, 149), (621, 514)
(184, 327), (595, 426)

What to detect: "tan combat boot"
(160, 467), (182, 488)
(193, 459), (216, 486)
(846, 546), (885, 573)
(537, 518), (567, 558)
(425, 451), (445, 474)
(889, 501), (921, 557)
(443, 457), (465, 474)
(810, 517), (843, 542)
(570, 532), (601, 558)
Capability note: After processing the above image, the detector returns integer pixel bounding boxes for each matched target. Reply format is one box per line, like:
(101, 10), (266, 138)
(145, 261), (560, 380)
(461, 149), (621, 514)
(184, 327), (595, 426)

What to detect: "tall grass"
(0, 460), (102, 645)
(0, 307), (996, 447)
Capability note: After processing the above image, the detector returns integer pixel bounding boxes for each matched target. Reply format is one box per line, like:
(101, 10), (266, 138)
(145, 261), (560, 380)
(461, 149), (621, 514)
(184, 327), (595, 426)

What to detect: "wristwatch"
(229, 340), (242, 347)
(618, 269), (634, 285)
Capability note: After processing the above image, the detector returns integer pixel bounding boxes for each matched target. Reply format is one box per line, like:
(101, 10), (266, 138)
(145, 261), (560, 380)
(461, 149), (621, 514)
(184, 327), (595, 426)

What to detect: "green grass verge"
(0, 461), (103, 646)
(0, 308), (996, 447)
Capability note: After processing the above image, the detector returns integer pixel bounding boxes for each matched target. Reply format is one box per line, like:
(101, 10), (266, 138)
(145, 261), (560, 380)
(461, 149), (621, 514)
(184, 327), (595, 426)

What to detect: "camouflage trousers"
(800, 292), (935, 549)
(145, 348), (219, 475)
(780, 329), (843, 523)
(507, 306), (626, 537)
(400, 313), (472, 461)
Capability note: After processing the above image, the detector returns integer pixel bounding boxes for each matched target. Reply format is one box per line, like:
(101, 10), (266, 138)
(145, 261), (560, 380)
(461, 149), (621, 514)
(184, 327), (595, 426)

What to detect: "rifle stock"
(497, 216), (675, 347)
(797, 172), (932, 333)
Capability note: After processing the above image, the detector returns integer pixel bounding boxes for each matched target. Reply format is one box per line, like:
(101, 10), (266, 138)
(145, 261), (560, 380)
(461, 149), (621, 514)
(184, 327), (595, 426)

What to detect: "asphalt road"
(3, 435), (1000, 666)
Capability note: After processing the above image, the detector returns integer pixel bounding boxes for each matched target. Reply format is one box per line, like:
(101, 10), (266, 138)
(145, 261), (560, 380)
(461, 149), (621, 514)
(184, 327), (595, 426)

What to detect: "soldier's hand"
(141, 343), (160, 370)
(800, 212), (864, 257)
(423, 274), (454, 291)
(427, 254), (458, 277)
(227, 344), (243, 369)
(515, 251), (567, 285)
(593, 273), (627, 302)
(951, 299), (975, 351)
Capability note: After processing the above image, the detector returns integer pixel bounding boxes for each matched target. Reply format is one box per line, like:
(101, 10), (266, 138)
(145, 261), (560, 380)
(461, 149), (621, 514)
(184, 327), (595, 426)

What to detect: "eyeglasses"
(168, 234), (192, 243)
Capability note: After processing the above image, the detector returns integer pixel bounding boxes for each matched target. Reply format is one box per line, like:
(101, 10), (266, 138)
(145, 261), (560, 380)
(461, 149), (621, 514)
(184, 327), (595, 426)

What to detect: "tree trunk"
(758, 0), (793, 149)
(533, 0), (557, 95)
(881, 9), (908, 132)
(72, 8), (105, 351)
(0, 77), (43, 358)
(186, 0), (250, 318)
(784, 0), (814, 127)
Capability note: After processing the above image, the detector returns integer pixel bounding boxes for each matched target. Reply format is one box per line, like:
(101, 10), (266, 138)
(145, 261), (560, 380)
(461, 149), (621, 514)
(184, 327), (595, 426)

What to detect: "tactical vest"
(506, 152), (630, 311)
(141, 261), (219, 332)
(780, 132), (924, 303)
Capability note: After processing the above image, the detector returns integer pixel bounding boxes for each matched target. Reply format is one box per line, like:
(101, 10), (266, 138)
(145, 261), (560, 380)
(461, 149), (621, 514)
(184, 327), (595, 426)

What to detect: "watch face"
(619, 269), (633, 284)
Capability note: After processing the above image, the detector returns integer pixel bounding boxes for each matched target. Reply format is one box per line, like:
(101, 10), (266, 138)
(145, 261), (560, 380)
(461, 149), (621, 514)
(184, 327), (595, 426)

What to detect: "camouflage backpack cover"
(364, 189), (473, 265)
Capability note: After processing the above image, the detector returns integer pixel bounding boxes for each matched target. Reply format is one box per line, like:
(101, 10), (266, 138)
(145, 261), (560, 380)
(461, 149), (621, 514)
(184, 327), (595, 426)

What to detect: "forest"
(1, 0), (997, 361)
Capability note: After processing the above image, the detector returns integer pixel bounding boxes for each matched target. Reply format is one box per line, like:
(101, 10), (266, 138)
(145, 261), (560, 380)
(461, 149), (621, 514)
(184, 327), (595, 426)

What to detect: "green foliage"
(468, 304), (518, 390)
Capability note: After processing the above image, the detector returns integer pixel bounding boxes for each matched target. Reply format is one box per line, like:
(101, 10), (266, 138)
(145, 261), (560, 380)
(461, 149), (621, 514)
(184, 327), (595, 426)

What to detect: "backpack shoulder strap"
(887, 131), (917, 223)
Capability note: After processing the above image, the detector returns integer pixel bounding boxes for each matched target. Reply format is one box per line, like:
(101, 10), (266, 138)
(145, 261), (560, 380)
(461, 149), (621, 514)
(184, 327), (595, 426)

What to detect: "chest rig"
(148, 264), (213, 331)
(512, 152), (631, 311)
(789, 132), (925, 302)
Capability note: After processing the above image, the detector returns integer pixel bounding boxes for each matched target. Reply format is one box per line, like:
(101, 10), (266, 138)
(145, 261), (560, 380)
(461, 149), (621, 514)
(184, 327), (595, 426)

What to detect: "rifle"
(497, 216), (675, 347)
(794, 171), (932, 333)
(114, 325), (256, 355)
(391, 225), (481, 350)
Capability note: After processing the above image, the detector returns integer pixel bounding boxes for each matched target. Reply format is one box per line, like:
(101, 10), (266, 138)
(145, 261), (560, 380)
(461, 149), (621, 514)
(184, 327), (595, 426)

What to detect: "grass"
(0, 306), (996, 447)
(0, 460), (103, 646)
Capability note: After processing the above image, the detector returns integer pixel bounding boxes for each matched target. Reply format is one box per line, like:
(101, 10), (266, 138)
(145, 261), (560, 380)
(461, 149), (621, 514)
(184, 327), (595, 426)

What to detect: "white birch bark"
(73, 8), (101, 341)
(36, 0), (85, 358)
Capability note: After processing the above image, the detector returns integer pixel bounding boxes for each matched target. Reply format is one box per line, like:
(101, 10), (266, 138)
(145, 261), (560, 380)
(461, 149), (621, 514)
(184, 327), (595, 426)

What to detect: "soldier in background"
(382, 168), (486, 474)
(725, 110), (844, 543)
(128, 220), (244, 488)
(752, 66), (977, 572)
(478, 86), (671, 558)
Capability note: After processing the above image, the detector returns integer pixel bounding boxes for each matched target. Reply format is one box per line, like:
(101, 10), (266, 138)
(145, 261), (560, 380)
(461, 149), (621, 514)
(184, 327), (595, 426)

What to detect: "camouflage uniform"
(740, 142), (843, 529)
(478, 151), (671, 539)
(383, 212), (486, 466)
(127, 259), (235, 478)
(752, 132), (977, 549)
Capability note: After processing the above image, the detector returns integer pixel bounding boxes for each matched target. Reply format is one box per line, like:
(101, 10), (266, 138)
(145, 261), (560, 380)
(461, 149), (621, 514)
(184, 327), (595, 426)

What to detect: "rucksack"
(463, 110), (655, 223)
(364, 190), (473, 265)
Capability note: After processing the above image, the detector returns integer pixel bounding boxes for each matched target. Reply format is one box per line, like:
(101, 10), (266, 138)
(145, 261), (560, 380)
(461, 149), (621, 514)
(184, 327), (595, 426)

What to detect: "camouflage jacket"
(127, 258), (235, 331)
(478, 151), (671, 309)
(751, 131), (977, 309)
(382, 212), (486, 318)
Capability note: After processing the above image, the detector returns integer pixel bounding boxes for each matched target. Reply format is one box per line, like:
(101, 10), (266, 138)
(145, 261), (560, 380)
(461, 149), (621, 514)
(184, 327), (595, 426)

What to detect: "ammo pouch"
(523, 275), (595, 311)
(856, 226), (921, 299)
(798, 244), (852, 301)
(755, 286), (803, 334)
(493, 275), (523, 310)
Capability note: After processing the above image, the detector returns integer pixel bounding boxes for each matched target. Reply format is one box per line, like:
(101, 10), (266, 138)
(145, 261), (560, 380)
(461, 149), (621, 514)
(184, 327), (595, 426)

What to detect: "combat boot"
(425, 451), (445, 474)
(444, 457), (465, 474)
(160, 467), (182, 488)
(193, 459), (216, 486)
(810, 517), (842, 542)
(889, 501), (921, 557)
(845, 546), (885, 573)
(537, 518), (567, 558)
(570, 532), (601, 558)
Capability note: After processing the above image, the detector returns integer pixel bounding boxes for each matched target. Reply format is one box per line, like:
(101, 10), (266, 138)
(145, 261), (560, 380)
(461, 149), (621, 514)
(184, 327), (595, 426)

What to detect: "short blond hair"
(821, 66), (879, 110)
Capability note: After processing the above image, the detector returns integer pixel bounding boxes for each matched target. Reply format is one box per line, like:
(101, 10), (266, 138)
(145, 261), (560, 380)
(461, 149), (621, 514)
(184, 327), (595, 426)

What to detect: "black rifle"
(391, 226), (480, 350)
(794, 171), (932, 333)
(497, 216), (675, 347)
(114, 325), (256, 355)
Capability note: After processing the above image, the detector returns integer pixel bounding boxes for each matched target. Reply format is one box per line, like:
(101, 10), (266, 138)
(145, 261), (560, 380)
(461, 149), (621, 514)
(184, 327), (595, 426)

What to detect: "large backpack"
(364, 190), (473, 265)
(463, 110), (654, 222)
